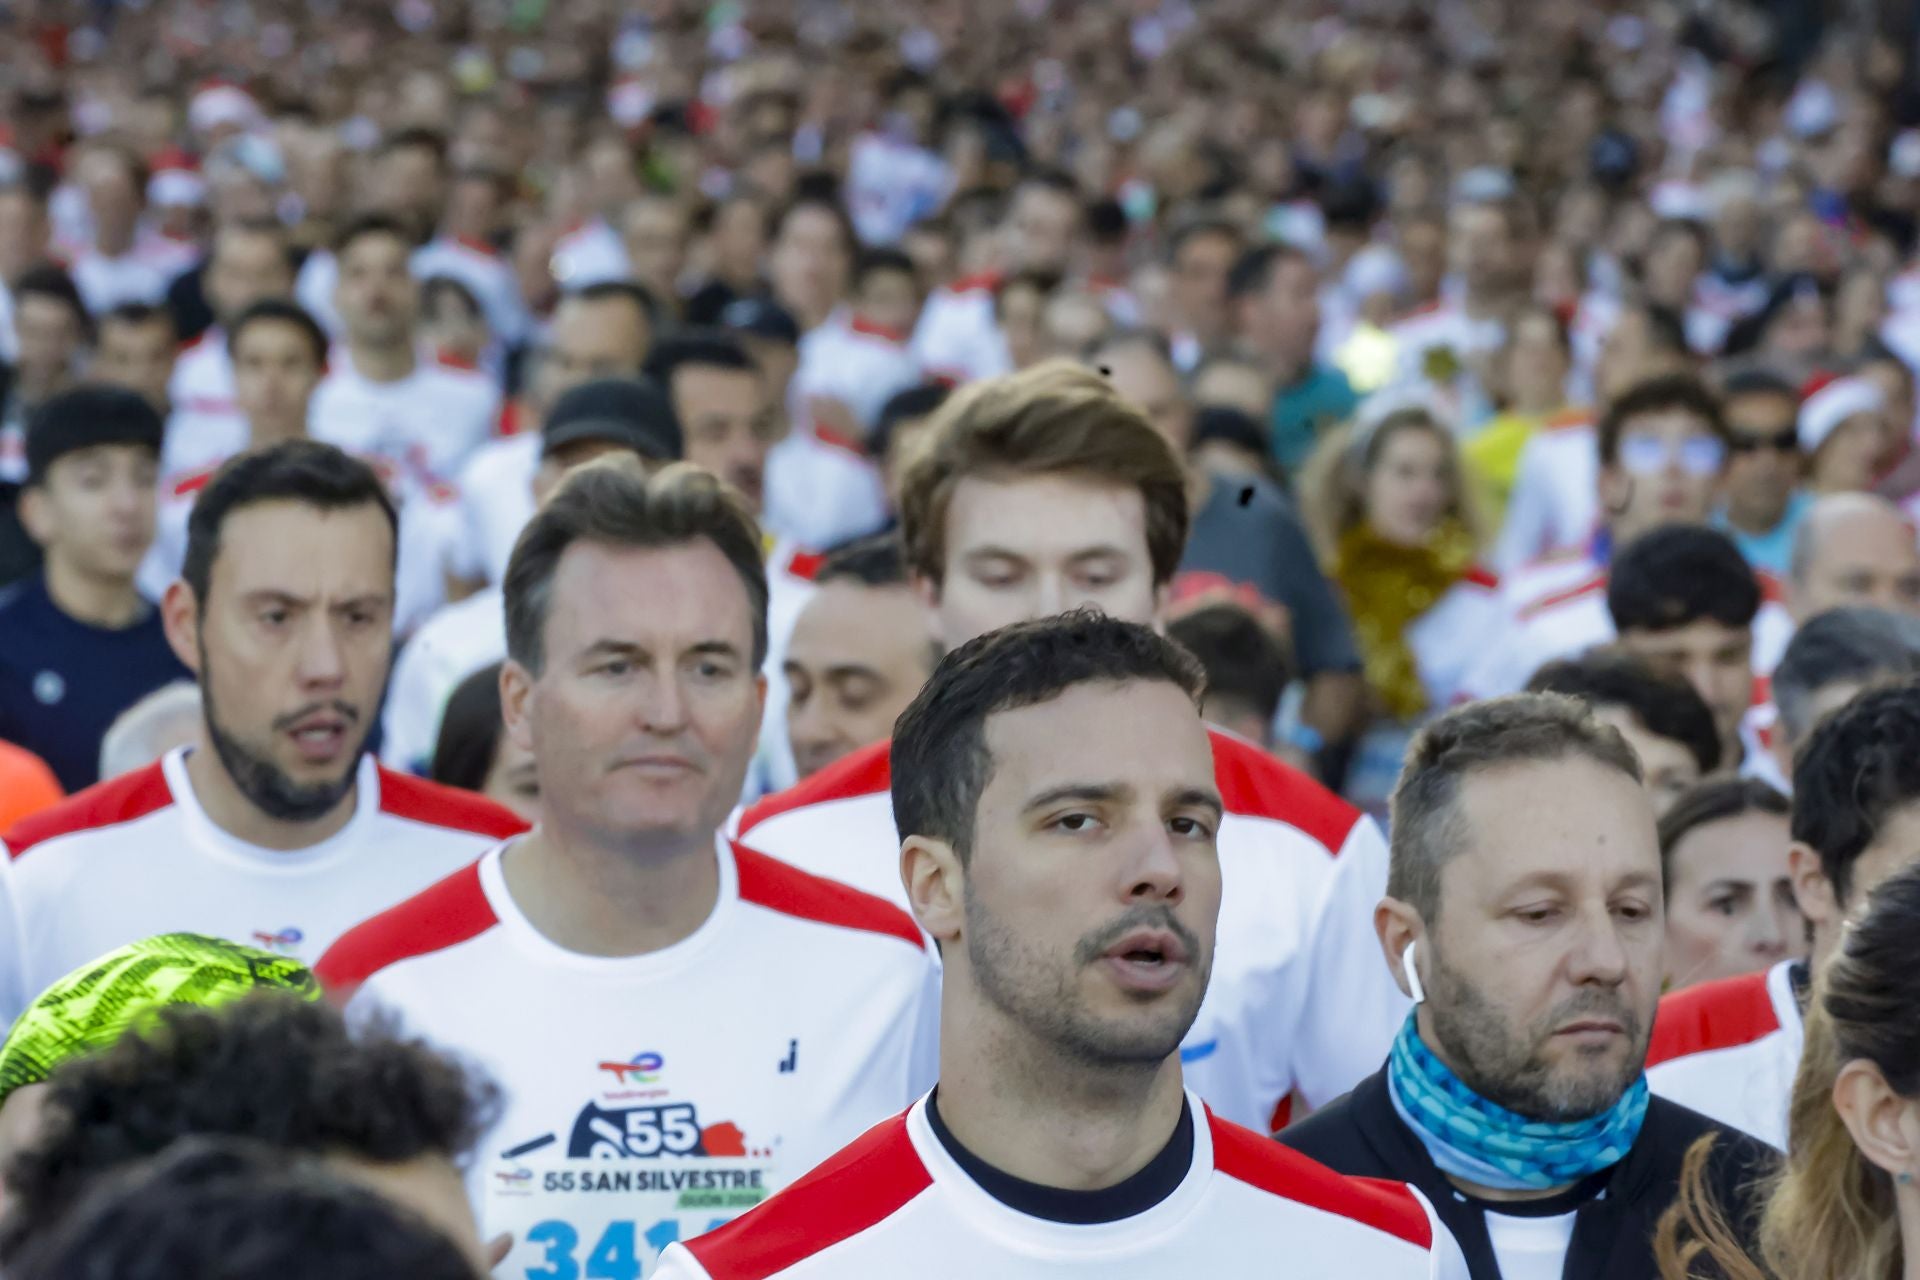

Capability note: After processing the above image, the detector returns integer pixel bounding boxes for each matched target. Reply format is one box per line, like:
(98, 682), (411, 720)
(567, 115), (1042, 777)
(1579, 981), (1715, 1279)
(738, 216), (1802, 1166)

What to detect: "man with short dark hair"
(320, 458), (938, 1276)
(784, 536), (935, 780)
(647, 330), (785, 517)
(0, 386), (187, 792)
(0, 440), (526, 1027)
(738, 360), (1412, 1135)
(309, 215), (499, 487)
(660, 613), (1469, 1279)
(91, 303), (177, 414)
(1167, 219), (1244, 371)
(1649, 681), (1920, 1149)
(1527, 651), (1723, 815)
(1229, 244), (1358, 473)
(1607, 524), (1777, 763)
(1166, 601), (1290, 749)
(1282, 693), (1769, 1280)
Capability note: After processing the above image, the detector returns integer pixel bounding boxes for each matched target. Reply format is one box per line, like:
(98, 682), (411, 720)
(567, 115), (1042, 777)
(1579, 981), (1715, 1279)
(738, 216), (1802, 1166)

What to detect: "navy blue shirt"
(0, 573), (191, 792)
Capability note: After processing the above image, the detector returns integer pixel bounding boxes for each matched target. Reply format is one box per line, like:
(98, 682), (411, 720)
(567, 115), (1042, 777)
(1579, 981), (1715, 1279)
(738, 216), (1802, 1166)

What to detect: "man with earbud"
(1278, 692), (1772, 1280)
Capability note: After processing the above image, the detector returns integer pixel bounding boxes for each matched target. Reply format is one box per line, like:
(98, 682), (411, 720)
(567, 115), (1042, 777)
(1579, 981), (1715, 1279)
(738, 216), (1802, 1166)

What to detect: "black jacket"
(1278, 1067), (1771, 1280)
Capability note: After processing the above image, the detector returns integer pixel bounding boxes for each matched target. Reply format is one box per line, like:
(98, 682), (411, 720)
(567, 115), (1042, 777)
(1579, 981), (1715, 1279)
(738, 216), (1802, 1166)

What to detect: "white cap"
(188, 85), (262, 138)
(1799, 376), (1885, 454)
(148, 157), (205, 208)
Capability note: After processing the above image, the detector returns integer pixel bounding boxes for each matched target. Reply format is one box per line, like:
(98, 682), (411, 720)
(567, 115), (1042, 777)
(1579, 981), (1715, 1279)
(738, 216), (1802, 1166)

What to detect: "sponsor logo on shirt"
(598, 1051), (664, 1085)
(251, 927), (304, 953)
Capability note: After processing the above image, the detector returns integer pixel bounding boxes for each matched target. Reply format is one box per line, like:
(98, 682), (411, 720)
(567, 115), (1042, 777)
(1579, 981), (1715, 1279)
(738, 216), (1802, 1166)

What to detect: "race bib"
(490, 1099), (780, 1279)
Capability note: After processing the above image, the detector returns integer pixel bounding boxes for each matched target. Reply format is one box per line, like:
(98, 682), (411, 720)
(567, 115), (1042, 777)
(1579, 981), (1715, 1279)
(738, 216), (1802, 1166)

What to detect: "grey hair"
(1387, 693), (1643, 922)
(1774, 606), (1920, 746)
(98, 681), (203, 779)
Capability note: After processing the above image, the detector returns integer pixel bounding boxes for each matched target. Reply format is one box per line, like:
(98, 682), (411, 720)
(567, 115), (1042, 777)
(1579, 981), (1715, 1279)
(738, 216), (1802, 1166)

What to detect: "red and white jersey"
(733, 733), (1408, 1129)
(1486, 415), (1598, 575)
(762, 430), (889, 552)
(791, 316), (924, 436)
(162, 330), (249, 484)
(910, 275), (1009, 385)
(658, 1093), (1468, 1280)
(1645, 959), (1802, 1150)
(750, 539), (825, 798)
(411, 235), (532, 347)
(1461, 557), (1796, 699)
(0, 747), (524, 1029)
(456, 431), (541, 586)
(1405, 569), (1505, 707)
(309, 354), (500, 486)
(1387, 300), (1505, 388)
(380, 585), (506, 776)
(319, 837), (940, 1277)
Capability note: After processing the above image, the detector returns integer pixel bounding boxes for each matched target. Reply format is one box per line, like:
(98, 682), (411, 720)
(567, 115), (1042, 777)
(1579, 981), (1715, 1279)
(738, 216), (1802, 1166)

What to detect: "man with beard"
(0, 441), (526, 1028)
(1280, 693), (1771, 1280)
(657, 613), (1468, 1278)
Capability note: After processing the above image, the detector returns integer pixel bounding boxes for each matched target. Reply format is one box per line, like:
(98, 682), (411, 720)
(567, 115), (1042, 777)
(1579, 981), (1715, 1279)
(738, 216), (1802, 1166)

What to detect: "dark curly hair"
(0, 994), (497, 1263)
(9, 1136), (476, 1280)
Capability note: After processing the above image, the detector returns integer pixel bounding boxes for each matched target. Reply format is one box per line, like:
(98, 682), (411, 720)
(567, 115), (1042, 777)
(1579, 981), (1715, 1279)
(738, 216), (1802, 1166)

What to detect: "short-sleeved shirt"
(0, 573), (190, 792)
(1178, 478), (1362, 678)
(1270, 364), (1361, 475)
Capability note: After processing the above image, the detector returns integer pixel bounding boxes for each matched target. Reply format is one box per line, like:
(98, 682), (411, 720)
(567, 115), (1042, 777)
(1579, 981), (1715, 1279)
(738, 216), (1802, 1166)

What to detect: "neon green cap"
(0, 933), (320, 1102)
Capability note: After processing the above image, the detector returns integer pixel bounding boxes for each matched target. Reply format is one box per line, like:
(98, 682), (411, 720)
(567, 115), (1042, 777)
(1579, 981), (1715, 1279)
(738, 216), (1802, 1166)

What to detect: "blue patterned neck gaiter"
(1386, 1013), (1648, 1192)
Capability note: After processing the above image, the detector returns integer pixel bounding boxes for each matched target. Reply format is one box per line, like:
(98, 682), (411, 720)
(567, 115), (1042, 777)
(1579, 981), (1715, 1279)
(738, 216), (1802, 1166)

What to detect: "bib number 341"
(524, 1217), (729, 1280)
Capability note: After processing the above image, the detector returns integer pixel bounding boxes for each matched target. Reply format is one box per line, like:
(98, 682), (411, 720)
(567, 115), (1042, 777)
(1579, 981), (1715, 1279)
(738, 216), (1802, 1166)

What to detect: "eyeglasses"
(1618, 435), (1727, 476)
(1725, 428), (1800, 455)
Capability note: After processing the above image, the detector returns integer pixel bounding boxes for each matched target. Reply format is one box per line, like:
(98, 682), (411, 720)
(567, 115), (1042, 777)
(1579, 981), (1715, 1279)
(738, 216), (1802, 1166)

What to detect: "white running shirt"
(308, 354), (500, 486)
(0, 747), (525, 1029)
(732, 731), (1409, 1131)
(1645, 959), (1803, 1150)
(656, 1092), (1469, 1279)
(319, 837), (941, 1278)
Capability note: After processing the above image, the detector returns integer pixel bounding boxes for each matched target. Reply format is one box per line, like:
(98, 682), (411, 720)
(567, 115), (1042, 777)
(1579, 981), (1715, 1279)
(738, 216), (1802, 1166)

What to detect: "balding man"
(1786, 493), (1920, 623)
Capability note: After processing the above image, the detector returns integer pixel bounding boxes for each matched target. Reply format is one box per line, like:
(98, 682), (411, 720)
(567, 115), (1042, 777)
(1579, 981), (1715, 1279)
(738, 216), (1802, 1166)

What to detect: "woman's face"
(1812, 411), (1897, 493)
(482, 732), (541, 823)
(1764, 292), (1831, 359)
(1664, 810), (1803, 991)
(1364, 426), (1453, 546)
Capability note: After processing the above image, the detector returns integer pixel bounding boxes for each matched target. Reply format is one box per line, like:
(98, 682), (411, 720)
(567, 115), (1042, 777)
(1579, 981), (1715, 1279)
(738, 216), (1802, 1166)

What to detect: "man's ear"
(161, 580), (203, 674)
(1789, 842), (1841, 938)
(1596, 463), (1629, 518)
(16, 485), (50, 548)
(902, 834), (963, 945)
(1376, 897), (1423, 1002)
(1833, 1058), (1920, 1184)
(500, 660), (536, 754)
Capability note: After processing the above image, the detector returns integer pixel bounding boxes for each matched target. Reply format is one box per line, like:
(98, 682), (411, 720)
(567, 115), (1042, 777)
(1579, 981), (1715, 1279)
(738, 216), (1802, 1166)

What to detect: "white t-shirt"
(320, 837), (941, 1277)
(162, 330), (249, 485)
(552, 219), (630, 289)
(381, 585), (507, 776)
(1484, 1208), (1579, 1280)
(761, 430), (890, 552)
(70, 234), (196, 313)
(0, 746), (525, 1029)
(791, 316), (925, 436)
(308, 354), (500, 486)
(455, 432), (541, 587)
(411, 235), (532, 348)
(1488, 419), (1599, 575)
(910, 276), (1010, 385)
(731, 731), (1409, 1131)
(656, 1092), (1469, 1279)
(1646, 959), (1802, 1150)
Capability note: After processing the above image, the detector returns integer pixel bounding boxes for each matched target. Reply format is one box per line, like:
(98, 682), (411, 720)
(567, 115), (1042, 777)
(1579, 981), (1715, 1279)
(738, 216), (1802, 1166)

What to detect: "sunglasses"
(1725, 428), (1800, 455)
(1618, 435), (1727, 477)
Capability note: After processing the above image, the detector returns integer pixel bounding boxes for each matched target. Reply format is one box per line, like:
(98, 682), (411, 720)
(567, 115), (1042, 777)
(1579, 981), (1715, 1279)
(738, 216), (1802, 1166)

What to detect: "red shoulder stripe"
(1646, 969), (1780, 1068)
(947, 271), (1001, 295)
(1207, 729), (1359, 853)
(736, 741), (892, 837)
(376, 768), (530, 840)
(1544, 407), (1595, 432)
(810, 423), (867, 455)
(684, 1113), (929, 1279)
(1756, 571), (1786, 605)
(5, 763), (173, 860)
(1519, 572), (1608, 621)
(847, 314), (909, 344)
(314, 861), (496, 1000)
(732, 843), (922, 950)
(782, 547), (826, 582)
(1461, 565), (1500, 591)
(170, 467), (216, 499)
(1209, 1113), (1433, 1250)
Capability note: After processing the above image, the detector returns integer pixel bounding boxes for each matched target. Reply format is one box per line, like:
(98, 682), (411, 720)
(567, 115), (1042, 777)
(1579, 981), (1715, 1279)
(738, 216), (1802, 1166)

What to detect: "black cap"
(1190, 405), (1269, 456)
(25, 384), (165, 486)
(719, 296), (800, 347)
(541, 377), (683, 463)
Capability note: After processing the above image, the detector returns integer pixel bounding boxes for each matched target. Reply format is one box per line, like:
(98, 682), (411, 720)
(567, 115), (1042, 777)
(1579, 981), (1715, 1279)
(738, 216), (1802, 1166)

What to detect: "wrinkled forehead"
(1445, 758), (1661, 896)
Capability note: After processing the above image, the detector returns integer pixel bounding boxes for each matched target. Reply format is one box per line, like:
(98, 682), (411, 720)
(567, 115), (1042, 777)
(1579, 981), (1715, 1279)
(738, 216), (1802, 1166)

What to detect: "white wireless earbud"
(1402, 940), (1426, 1005)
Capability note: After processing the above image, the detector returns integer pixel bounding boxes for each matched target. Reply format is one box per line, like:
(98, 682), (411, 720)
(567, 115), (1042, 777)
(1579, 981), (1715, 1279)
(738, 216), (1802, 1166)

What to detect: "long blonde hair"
(1657, 864), (1920, 1280)
(1296, 406), (1481, 565)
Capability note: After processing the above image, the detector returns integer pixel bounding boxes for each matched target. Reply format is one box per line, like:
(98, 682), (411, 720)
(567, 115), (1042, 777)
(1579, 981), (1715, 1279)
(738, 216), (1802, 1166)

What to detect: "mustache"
(1543, 988), (1641, 1038)
(1073, 906), (1202, 966)
(271, 700), (362, 733)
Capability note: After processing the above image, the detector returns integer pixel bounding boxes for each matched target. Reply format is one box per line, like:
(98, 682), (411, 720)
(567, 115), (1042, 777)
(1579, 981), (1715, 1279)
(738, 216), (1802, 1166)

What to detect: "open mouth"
(284, 712), (352, 763)
(1099, 929), (1190, 993)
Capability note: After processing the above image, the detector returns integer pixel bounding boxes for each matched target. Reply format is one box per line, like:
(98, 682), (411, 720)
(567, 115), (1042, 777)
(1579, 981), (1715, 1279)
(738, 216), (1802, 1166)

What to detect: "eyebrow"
(239, 590), (391, 611)
(1022, 783), (1224, 819)
(579, 638), (744, 661)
